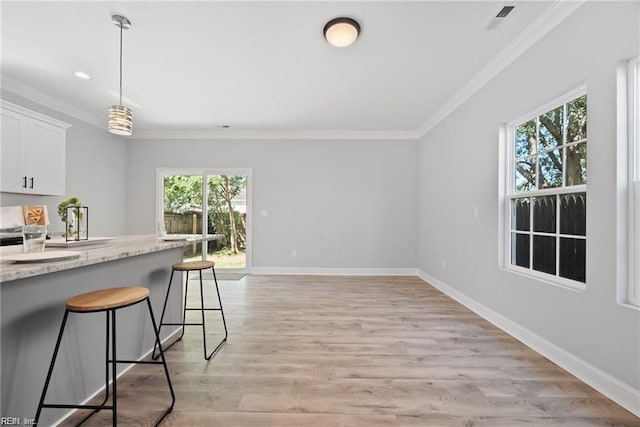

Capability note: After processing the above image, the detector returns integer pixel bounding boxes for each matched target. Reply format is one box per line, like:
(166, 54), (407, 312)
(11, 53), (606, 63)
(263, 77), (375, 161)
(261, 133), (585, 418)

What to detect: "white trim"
(416, 269), (640, 418)
(132, 129), (418, 141)
(2, 79), (98, 130)
(0, 99), (71, 129)
(418, 1), (585, 137)
(630, 56), (640, 307)
(508, 84), (587, 132)
(250, 267), (418, 276)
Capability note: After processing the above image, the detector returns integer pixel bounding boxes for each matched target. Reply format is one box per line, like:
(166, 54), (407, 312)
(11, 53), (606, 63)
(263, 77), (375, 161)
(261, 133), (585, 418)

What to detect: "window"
(629, 56), (640, 306)
(504, 87), (587, 289)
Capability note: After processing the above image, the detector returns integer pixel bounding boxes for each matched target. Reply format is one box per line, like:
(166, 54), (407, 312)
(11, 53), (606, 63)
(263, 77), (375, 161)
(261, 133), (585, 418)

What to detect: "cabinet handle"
(29, 177), (34, 189)
(22, 176), (27, 188)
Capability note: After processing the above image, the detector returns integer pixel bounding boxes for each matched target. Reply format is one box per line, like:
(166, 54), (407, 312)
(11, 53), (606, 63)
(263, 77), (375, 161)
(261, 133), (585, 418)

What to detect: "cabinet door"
(0, 109), (28, 193)
(27, 118), (66, 195)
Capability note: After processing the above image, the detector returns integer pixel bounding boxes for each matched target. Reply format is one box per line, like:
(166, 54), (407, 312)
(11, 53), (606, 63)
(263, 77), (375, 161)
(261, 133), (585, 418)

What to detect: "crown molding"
(130, 129), (419, 141)
(1, 78), (105, 131)
(417, 0), (586, 139)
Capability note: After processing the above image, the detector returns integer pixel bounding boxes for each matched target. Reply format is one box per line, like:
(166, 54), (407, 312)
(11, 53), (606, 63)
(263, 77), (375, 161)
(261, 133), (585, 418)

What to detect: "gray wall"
(0, 90), (129, 236)
(417, 2), (640, 390)
(126, 138), (418, 270)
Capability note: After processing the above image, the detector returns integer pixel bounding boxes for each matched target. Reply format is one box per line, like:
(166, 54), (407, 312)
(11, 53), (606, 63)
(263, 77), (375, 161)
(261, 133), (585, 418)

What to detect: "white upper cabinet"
(1, 101), (71, 196)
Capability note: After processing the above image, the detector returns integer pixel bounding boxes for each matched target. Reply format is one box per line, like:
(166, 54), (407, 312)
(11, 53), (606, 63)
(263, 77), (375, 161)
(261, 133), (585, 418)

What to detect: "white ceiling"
(1, 1), (580, 140)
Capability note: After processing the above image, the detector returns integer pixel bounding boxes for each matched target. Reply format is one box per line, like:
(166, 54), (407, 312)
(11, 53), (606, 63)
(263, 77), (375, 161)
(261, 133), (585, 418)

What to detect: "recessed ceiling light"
(324, 17), (360, 48)
(74, 71), (91, 80)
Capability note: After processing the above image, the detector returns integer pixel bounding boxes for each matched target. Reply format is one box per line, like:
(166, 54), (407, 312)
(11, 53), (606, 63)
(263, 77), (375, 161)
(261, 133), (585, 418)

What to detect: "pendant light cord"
(119, 23), (123, 106)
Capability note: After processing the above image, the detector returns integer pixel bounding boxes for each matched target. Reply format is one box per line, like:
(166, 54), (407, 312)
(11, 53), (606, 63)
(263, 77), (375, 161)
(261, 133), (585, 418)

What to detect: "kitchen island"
(0, 235), (219, 425)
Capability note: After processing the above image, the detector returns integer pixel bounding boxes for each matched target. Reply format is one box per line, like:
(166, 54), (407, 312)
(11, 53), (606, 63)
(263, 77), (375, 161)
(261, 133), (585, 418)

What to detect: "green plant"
(58, 197), (82, 237)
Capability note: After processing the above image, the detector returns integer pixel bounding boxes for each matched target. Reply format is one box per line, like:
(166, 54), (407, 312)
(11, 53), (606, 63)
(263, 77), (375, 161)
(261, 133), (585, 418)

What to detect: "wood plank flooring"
(61, 275), (639, 426)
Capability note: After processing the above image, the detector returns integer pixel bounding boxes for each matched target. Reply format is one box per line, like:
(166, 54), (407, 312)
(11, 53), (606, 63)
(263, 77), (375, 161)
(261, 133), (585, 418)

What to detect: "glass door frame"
(156, 167), (252, 272)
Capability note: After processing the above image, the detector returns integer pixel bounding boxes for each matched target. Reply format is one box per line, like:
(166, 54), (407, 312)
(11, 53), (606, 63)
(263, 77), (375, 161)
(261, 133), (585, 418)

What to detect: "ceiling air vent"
(486, 5), (515, 30)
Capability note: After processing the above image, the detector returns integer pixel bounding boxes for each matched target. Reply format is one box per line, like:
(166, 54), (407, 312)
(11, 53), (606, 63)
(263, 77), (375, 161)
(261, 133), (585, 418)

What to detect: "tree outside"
(163, 174), (247, 268)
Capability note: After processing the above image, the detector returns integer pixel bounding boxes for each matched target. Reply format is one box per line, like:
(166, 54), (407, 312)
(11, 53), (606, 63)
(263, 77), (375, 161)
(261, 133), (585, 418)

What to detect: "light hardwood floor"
(62, 275), (640, 426)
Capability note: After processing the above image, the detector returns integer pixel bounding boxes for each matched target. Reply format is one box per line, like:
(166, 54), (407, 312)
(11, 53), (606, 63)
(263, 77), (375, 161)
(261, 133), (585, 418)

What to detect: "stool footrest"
(162, 322), (205, 326)
(184, 307), (222, 311)
(107, 359), (167, 365)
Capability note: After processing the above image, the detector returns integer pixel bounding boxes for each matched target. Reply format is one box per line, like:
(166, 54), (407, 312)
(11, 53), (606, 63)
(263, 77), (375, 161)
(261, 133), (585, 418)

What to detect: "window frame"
(628, 56), (640, 306)
(503, 85), (587, 292)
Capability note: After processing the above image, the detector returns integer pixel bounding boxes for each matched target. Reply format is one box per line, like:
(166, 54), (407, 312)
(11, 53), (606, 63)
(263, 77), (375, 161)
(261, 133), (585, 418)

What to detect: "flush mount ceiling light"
(108, 14), (133, 136)
(323, 17), (360, 47)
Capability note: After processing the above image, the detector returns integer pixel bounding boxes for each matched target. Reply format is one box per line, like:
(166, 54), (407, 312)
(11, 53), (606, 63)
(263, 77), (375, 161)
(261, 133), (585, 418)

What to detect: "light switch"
(473, 206), (479, 218)
(261, 209), (269, 217)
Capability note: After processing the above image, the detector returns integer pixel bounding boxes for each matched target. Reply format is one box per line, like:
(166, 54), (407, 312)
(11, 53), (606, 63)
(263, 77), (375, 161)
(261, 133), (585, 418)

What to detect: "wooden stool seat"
(171, 261), (214, 271)
(66, 287), (149, 312)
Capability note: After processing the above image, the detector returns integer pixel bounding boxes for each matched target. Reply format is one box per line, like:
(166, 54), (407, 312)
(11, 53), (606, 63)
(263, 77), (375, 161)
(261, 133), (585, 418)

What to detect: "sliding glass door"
(158, 169), (251, 271)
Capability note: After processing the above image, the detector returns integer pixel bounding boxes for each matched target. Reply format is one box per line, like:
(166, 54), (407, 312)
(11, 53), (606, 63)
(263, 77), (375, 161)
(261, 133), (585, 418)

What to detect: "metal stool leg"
(73, 311), (112, 425)
(212, 266), (228, 340)
(145, 296), (175, 426)
(153, 269), (187, 360)
(35, 310), (70, 425)
(202, 265), (227, 360)
(111, 308), (117, 426)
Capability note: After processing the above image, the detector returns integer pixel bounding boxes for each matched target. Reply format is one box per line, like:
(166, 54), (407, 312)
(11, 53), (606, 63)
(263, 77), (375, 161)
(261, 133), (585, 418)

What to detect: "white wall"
(418, 0), (640, 396)
(127, 138), (417, 270)
(0, 90), (129, 236)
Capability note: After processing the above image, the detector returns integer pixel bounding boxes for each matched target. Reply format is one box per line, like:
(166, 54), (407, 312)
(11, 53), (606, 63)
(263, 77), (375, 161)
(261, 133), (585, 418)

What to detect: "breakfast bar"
(0, 235), (210, 425)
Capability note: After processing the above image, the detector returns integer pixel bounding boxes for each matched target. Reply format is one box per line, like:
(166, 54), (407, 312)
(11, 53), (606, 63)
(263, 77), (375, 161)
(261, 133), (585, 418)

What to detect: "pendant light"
(108, 14), (133, 136)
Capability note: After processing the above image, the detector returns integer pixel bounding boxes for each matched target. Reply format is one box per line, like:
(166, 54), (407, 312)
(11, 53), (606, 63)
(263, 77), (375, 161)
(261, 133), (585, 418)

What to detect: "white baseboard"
(417, 269), (640, 418)
(250, 267), (418, 276)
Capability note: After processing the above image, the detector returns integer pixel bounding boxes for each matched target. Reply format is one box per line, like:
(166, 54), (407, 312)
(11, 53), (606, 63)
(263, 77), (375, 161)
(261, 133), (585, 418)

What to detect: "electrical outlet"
(261, 209), (269, 217)
(441, 260), (446, 270)
(291, 249), (297, 258)
(473, 206), (479, 218)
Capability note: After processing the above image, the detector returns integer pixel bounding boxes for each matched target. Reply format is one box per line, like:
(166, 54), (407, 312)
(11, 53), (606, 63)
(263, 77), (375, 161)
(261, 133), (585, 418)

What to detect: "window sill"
(502, 265), (586, 293)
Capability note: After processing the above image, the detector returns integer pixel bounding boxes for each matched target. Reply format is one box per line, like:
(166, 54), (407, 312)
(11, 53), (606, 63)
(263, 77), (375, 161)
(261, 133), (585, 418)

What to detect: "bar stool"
(153, 261), (227, 360)
(35, 287), (175, 427)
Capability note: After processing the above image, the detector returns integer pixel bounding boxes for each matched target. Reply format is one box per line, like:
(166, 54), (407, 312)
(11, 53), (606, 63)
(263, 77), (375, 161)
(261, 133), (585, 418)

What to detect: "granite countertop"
(0, 234), (223, 283)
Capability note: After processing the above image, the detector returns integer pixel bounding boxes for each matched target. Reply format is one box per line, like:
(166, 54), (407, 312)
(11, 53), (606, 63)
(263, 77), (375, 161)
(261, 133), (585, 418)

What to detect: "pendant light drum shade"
(324, 17), (360, 47)
(108, 105), (133, 135)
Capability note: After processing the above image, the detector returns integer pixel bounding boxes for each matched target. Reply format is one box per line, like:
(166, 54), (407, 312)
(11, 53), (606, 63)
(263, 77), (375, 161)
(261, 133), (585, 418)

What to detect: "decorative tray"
(3, 250), (82, 263)
(46, 237), (112, 248)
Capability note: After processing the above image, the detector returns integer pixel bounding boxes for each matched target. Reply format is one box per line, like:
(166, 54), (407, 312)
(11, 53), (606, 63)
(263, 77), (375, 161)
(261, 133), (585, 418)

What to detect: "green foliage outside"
(514, 95), (587, 192)
(163, 175), (247, 267)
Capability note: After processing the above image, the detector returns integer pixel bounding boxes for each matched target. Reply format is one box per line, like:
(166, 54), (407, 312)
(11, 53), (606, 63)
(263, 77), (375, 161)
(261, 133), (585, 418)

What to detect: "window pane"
(539, 105), (563, 151)
(538, 149), (563, 188)
(516, 120), (537, 158)
(533, 196), (556, 233)
(567, 95), (587, 142)
(559, 238), (586, 282)
(533, 235), (556, 275)
(515, 157), (536, 192)
(559, 192), (586, 236)
(565, 142), (587, 186)
(511, 233), (530, 268)
(511, 198), (530, 231)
